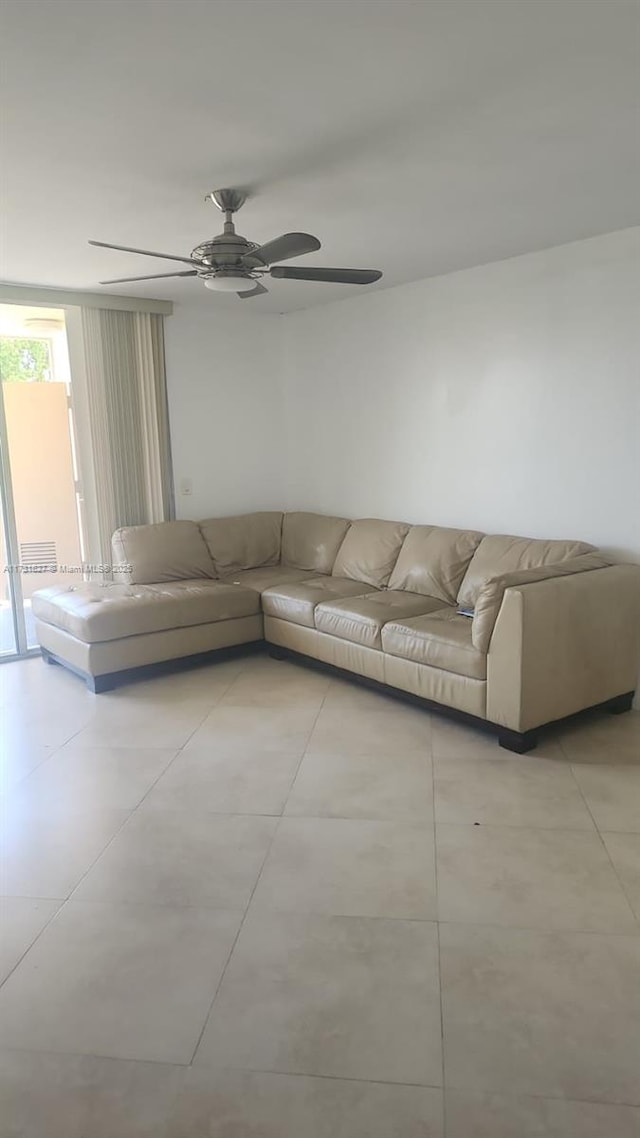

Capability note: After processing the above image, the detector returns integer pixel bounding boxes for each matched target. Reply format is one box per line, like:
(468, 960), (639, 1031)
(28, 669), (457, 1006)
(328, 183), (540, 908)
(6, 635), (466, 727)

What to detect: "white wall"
(164, 303), (285, 520)
(282, 228), (640, 562)
(163, 229), (639, 560)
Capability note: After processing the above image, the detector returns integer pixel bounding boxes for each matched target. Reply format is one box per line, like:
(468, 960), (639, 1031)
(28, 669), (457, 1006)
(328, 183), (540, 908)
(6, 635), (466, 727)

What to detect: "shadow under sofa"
(32, 510), (640, 753)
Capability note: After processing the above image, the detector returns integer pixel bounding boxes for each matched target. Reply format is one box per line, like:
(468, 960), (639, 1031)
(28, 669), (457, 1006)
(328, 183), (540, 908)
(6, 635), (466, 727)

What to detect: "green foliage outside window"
(0, 337), (52, 382)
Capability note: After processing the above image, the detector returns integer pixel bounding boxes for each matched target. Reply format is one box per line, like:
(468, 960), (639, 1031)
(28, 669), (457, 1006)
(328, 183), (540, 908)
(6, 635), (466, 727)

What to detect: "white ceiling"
(1, 0), (638, 314)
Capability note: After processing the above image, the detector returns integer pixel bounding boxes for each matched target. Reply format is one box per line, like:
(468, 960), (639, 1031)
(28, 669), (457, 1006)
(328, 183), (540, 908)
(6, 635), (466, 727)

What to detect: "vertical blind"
(78, 308), (174, 567)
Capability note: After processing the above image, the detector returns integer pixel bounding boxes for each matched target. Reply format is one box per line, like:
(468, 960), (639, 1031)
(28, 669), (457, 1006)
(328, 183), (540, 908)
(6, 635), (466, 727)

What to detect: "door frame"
(0, 379), (31, 658)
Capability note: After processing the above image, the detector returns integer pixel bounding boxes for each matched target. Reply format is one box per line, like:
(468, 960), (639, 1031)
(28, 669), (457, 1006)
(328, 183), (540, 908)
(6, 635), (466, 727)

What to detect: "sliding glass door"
(0, 304), (84, 661)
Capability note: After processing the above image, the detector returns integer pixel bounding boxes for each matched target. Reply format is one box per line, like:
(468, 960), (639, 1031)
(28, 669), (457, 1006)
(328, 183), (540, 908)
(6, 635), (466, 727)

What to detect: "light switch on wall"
(179, 477), (193, 496)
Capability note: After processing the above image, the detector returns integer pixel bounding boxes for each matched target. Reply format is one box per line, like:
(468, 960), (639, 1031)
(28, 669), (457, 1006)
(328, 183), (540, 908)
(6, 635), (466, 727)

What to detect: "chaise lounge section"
(32, 510), (640, 752)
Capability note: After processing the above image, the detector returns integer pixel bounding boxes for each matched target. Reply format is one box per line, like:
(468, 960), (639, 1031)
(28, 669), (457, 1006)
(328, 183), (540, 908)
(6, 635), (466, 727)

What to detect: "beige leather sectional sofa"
(32, 511), (640, 752)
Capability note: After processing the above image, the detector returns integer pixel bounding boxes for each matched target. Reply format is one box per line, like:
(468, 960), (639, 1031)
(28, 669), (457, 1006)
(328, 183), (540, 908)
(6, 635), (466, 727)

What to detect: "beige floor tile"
(434, 756), (594, 829)
(0, 655), (90, 708)
(322, 677), (409, 712)
(195, 910), (442, 1086)
(603, 832), (640, 920)
(253, 816), (437, 919)
(0, 897), (61, 983)
(3, 678), (95, 718)
(440, 922), (640, 1103)
(187, 705), (317, 754)
(431, 718), (563, 761)
(436, 824), (636, 931)
(431, 719), (501, 760)
(0, 901), (242, 1063)
(445, 1088), (640, 1138)
(71, 697), (211, 749)
(122, 658), (246, 703)
(144, 746), (302, 815)
(285, 749), (433, 820)
(1, 658), (91, 709)
(1, 704), (94, 751)
(0, 808), (130, 898)
(0, 1049), (185, 1138)
(219, 664), (330, 708)
(3, 658), (639, 1128)
(7, 745), (177, 814)
(559, 711), (640, 765)
(74, 811), (277, 908)
(166, 1068), (443, 1138)
(307, 705), (432, 756)
(0, 741), (53, 798)
(572, 765), (640, 832)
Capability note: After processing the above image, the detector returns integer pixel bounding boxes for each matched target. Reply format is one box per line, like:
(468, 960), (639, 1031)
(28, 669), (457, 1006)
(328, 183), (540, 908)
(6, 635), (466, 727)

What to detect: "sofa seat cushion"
(314, 591), (446, 650)
(219, 566), (317, 594)
(262, 577), (374, 628)
(32, 581), (260, 644)
(332, 518), (410, 588)
(382, 610), (486, 680)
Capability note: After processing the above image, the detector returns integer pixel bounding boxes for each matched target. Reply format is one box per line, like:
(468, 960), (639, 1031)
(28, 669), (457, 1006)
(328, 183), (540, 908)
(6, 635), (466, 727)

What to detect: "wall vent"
(20, 541), (57, 568)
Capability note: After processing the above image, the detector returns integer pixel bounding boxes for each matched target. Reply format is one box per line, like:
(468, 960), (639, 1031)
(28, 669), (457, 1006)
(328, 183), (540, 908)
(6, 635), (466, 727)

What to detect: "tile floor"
(0, 651), (638, 1137)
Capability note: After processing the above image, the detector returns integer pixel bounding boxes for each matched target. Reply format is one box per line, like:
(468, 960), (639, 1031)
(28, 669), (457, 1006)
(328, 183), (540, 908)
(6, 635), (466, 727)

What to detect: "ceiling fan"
(89, 189), (383, 298)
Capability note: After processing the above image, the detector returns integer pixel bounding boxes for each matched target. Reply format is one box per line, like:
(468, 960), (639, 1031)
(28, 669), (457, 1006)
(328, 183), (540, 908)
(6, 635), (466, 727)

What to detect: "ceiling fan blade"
(99, 271), (199, 284)
(246, 233), (321, 266)
(237, 281), (269, 299)
(270, 266), (382, 285)
(89, 240), (197, 266)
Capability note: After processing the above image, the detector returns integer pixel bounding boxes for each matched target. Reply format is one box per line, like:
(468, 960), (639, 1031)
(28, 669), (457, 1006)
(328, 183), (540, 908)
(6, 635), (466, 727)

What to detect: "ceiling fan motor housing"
(191, 217), (266, 281)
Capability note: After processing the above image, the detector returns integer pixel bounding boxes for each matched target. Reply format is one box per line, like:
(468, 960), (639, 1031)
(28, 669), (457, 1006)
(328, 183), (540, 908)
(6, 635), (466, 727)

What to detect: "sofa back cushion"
(388, 525), (484, 604)
(199, 512), (283, 575)
(332, 518), (410, 588)
(111, 521), (216, 585)
(282, 512), (351, 574)
(457, 533), (595, 609)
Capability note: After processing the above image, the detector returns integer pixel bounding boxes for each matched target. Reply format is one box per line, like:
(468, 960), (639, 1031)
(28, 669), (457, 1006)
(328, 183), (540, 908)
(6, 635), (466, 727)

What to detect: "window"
(0, 336), (53, 383)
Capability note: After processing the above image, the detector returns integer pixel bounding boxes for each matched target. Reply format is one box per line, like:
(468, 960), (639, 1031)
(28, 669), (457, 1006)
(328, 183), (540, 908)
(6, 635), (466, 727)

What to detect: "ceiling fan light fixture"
(23, 316), (65, 333)
(203, 273), (256, 293)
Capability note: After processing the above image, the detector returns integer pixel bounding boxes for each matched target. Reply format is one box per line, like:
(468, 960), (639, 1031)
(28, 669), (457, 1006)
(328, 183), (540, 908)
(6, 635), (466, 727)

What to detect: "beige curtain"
(76, 308), (174, 567)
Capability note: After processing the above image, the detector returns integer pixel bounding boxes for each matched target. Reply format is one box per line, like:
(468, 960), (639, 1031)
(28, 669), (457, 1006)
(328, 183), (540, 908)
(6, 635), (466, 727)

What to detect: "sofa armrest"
(486, 564), (640, 732)
(472, 552), (611, 654)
